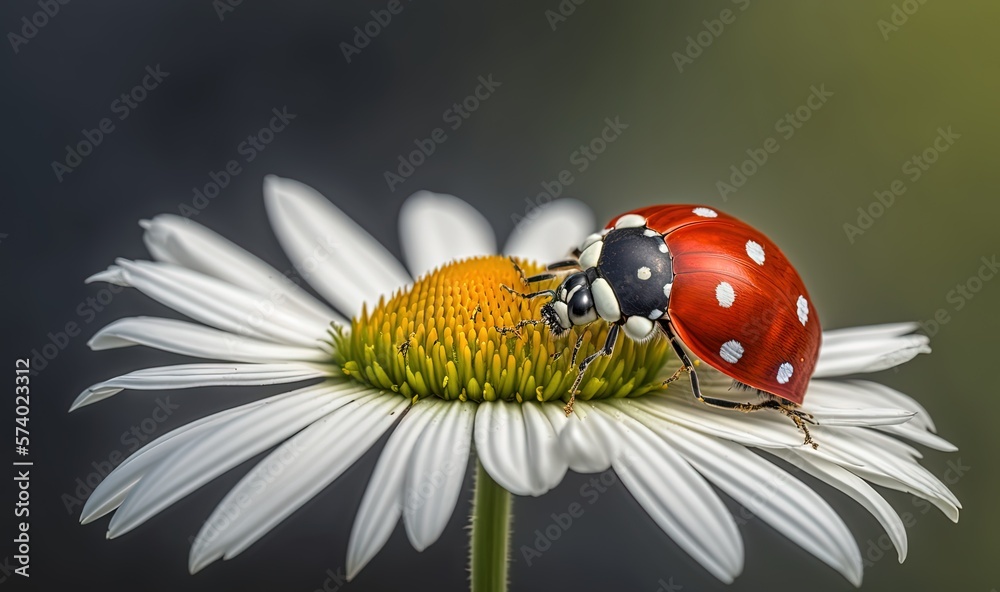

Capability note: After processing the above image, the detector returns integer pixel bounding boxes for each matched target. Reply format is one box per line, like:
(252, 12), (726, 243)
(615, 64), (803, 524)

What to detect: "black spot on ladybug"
(597, 227), (673, 318)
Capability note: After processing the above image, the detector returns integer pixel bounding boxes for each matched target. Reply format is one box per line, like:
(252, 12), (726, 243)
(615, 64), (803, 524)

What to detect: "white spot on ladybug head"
(715, 281), (736, 308)
(615, 214), (646, 229)
(579, 232), (604, 251)
(623, 315), (656, 341)
(776, 362), (794, 384)
(647, 309), (664, 320)
(796, 295), (809, 326)
(719, 339), (744, 363)
(643, 228), (659, 237)
(637, 266), (652, 281)
(591, 278), (621, 323)
(663, 282), (673, 298)
(746, 240), (765, 265)
(693, 207), (718, 218)
(553, 301), (570, 329)
(578, 240), (603, 269)
(658, 243), (669, 254)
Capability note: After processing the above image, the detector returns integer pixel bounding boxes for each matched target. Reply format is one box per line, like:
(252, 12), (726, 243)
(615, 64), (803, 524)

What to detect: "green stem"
(469, 458), (511, 592)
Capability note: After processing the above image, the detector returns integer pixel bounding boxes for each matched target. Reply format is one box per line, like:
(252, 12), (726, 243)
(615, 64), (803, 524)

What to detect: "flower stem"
(469, 458), (511, 592)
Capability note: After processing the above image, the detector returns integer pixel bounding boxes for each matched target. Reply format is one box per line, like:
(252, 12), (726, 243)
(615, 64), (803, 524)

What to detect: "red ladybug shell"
(605, 205), (820, 405)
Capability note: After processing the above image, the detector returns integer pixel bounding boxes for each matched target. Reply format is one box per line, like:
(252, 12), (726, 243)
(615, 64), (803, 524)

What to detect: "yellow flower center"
(331, 255), (671, 403)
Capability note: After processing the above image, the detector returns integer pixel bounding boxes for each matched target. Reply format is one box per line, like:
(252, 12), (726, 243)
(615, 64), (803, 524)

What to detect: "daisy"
(73, 176), (959, 589)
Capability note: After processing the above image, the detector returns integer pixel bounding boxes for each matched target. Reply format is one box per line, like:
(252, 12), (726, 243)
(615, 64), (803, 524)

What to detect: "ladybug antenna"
(508, 257), (580, 286)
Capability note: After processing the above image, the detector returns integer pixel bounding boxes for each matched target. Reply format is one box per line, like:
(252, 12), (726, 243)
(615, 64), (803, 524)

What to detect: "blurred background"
(1, 1), (998, 590)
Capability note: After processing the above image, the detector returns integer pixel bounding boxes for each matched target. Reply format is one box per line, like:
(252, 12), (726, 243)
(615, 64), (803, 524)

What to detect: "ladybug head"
(540, 270), (599, 336)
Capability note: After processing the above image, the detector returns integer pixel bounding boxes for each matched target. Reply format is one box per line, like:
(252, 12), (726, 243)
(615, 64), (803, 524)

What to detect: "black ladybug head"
(541, 270), (601, 336)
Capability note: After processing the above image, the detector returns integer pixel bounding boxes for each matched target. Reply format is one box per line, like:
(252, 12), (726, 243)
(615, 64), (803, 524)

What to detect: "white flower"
(74, 176), (959, 587)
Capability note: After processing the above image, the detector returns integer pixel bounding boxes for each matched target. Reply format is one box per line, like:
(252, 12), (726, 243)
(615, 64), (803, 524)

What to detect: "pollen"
(331, 255), (671, 403)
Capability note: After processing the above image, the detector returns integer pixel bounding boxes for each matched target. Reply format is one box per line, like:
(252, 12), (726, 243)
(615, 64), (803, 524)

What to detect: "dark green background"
(1, 1), (996, 590)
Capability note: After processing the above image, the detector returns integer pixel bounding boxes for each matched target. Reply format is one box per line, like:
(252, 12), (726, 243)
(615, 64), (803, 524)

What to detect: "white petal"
(141, 214), (342, 325)
(88, 259), (328, 347)
(403, 401), (475, 551)
(398, 191), (496, 279)
(768, 449), (907, 563)
(821, 323), (920, 346)
(802, 427), (961, 521)
(347, 400), (442, 580)
(804, 380), (937, 432)
(630, 395), (804, 449)
(71, 362), (333, 411)
(635, 413), (863, 587)
(519, 403), (569, 493)
(263, 176), (410, 316)
(877, 424), (957, 452)
(814, 333), (930, 377)
(189, 393), (407, 573)
(474, 401), (542, 496)
(841, 380), (939, 432)
(80, 392), (285, 524)
(503, 199), (595, 263)
(806, 405), (916, 428)
(801, 379), (955, 450)
(597, 405), (744, 583)
(88, 317), (330, 363)
(558, 402), (622, 473)
(106, 382), (375, 538)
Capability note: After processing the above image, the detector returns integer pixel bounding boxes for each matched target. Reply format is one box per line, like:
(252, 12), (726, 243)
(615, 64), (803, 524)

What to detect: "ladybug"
(516, 205), (821, 444)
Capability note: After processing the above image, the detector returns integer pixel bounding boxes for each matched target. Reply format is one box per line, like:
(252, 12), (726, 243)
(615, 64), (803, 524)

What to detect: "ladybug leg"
(722, 398), (817, 449)
(564, 323), (621, 416)
(659, 323), (818, 447)
(659, 320), (705, 400)
(500, 283), (557, 300)
(661, 365), (688, 386)
(525, 272), (557, 284)
(496, 318), (546, 338)
(509, 257), (531, 285)
(570, 332), (587, 366)
(508, 258), (574, 286)
(545, 259), (581, 271)
(396, 332), (416, 360)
